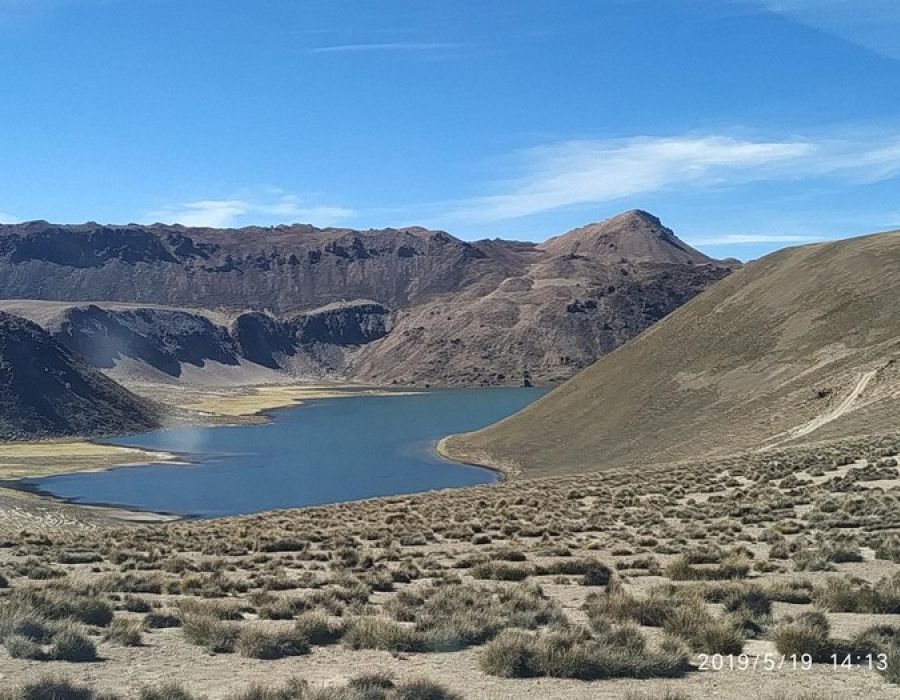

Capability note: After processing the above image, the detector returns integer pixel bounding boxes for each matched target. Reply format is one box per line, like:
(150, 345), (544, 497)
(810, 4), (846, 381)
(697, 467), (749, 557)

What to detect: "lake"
(23, 387), (546, 518)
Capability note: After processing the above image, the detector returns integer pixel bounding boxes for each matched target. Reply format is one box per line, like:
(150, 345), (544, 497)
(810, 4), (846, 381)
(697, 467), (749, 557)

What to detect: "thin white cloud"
(0, 211), (20, 223)
(454, 136), (813, 222)
(147, 192), (356, 228)
(453, 133), (900, 223)
(753, 0), (900, 60)
(687, 233), (820, 246)
(308, 41), (460, 54)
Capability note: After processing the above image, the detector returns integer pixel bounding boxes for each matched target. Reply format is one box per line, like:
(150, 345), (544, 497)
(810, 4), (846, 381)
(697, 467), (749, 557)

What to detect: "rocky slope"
(0, 312), (160, 440)
(0, 221), (523, 312)
(0, 211), (735, 386)
(1, 300), (393, 385)
(442, 228), (900, 475)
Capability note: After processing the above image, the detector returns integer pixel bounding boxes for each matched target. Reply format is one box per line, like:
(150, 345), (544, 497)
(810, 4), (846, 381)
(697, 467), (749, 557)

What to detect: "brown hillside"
(442, 229), (900, 475)
(0, 213), (734, 387)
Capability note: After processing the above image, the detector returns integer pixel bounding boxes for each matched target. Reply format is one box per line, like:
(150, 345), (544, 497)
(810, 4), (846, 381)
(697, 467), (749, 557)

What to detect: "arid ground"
(1, 393), (899, 699)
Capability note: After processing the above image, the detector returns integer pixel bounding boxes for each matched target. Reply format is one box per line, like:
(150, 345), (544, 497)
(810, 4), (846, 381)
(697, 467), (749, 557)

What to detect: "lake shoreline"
(0, 383), (424, 527)
(0, 384), (534, 528)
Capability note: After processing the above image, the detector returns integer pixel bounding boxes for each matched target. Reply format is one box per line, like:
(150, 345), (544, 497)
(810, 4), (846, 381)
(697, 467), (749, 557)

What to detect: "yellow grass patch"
(0, 440), (177, 478)
(182, 384), (419, 417)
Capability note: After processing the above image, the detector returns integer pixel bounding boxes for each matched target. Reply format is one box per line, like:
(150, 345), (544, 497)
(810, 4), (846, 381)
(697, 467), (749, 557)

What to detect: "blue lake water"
(24, 387), (546, 518)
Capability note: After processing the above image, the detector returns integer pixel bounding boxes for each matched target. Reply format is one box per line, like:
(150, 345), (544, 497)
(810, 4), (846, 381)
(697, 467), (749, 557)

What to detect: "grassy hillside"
(442, 229), (900, 475)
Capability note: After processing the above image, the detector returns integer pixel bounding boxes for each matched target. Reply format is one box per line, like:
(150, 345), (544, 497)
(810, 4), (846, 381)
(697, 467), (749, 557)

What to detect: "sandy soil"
(158, 383), (420, 418)
(0, 441), (180, 479)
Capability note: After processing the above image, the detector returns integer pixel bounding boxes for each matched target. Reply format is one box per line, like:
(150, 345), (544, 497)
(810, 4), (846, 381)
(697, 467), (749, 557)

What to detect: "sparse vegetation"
(1, 433), (900, 697)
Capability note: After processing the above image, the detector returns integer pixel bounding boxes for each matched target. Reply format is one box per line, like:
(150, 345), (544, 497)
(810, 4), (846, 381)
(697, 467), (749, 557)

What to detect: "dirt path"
(763, 370), (877, 449)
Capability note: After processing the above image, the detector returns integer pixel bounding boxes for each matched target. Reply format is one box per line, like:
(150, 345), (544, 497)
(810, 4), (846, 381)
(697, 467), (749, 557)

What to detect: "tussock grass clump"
(410, 583), (564, 652)
(762, 578), (816, 604)
(176, 598), (244, 621)
(490, 547), (528, 562)
(236, 625), (309, 659)
(0, 675), (104, 700)
(122, 596), (153, 614)
(478, 629), (542, 677)
(103, 618), (143, 647)
(98, 572), (165, 595)
(479, 625), (689, 680)
(0, 596), (100, 663)
(138, 682), (197, 700)
(812, 574), (900, 614)
(825, 542), (864, 563)
(5, 633), (45, 660)
(389, 679), (462, 700)
(665, 551), (751, 581)
(661, 604), (744, 655)
(6, 586), (114, 627)
(182, 614), (239, 653)
(143, 611), (181, 629)
(536, 558), (612, 579)
(585, 586), (744, 654)
(584, 586), (680, 627)
(471, 562), (532, 581)
(343, 616), (424, 653)
(50, 625), (99, 662)
(293, 610), (344, 646)
(772, 612), (832, 661)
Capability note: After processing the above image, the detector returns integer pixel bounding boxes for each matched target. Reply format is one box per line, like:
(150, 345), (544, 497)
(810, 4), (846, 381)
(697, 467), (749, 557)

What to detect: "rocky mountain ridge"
(0, 210), (735, 387)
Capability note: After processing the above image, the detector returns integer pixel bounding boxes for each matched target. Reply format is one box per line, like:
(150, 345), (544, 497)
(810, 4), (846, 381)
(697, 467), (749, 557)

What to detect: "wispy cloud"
(454, 136), (811, 222)
(453, 133), (900, 223)
(687, 233), (820, 247)
(752, 0), (900, 60)
(146, 191), (356, 228)
(0, 211), (20, 223)
(308, 41), (460, 54)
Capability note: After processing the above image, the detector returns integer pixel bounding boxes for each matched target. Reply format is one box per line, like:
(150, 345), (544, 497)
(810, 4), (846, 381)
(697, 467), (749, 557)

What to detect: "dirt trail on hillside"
(763, 370), (878, 449)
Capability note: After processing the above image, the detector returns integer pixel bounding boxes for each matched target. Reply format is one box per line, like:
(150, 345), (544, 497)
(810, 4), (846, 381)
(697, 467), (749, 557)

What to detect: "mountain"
(441, 229), (900, 475)
(350, 214), (727, 386)
(0, 211), (735, 387)
(0, 312), (161, 440)
(0, 221), (523, 312)
(539, 209), (713, 263)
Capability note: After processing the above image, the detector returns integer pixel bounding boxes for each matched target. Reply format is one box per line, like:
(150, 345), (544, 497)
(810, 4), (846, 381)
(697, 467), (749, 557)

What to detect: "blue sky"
(1, 0), (899, 260)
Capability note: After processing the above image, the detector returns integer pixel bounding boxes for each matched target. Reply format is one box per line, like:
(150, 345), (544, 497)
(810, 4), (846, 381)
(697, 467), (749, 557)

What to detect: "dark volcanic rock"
(233, 301), (392, 370)
(52, 306), (241, 377)
(232, 312), (297, 370)
(0, 222), (508, 312)
(0, 312), (160, 440)
(291, 302), (393, 346)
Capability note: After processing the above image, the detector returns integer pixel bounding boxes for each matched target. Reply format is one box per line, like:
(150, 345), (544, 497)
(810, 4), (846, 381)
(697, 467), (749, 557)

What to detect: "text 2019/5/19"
(698, 653), (890, 671)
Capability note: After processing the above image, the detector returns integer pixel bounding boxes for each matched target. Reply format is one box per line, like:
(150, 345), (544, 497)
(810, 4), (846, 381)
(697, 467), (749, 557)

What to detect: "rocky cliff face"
(0, 312), (160, 439)
(0, 211), (736, 387)
(53, 306), (242, 376)
(0, 222), (517, 312)
(18, 301), (393, 382)
(232, 301), (392, 374)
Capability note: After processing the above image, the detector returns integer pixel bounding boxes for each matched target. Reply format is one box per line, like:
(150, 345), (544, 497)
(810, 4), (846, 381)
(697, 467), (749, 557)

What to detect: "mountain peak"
(611, 209), (663, 227)
(539, 209), (716, 265)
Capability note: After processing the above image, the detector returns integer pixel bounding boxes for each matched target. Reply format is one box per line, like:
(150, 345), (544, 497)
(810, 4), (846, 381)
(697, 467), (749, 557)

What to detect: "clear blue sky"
(1, 0), (899, 260)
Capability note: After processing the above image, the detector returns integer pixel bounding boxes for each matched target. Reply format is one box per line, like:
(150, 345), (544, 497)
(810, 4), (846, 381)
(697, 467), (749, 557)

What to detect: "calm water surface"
(25, 387), (546, 518)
